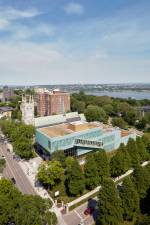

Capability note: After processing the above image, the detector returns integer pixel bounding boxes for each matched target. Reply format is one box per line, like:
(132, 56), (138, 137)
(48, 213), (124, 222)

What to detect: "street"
(63, 198), (98, 225)
(0, 143), (36, 195)
(0, 140), (98, 225)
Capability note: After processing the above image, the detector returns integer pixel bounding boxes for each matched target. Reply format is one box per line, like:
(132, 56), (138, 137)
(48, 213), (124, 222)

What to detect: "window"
(64, 148), (77, 156)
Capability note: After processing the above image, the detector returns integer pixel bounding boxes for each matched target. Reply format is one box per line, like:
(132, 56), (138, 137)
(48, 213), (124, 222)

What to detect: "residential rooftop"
(0, 106), (13, 112)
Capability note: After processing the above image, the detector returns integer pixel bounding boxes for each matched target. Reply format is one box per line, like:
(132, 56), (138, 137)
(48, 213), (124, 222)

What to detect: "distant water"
(85, 91), (150, 100)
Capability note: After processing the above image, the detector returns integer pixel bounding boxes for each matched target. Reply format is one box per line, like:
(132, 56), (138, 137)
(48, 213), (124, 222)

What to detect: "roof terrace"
(39, 121), (99, 138)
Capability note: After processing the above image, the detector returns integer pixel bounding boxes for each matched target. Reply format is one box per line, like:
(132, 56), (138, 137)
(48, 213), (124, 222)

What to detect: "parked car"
(84, 207), (94, 215)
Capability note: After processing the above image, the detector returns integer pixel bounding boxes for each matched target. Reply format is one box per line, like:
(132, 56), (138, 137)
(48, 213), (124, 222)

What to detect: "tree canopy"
(93, 150), (110, 183)
(132, 165), (150, 199)
(84, 154), (99, 190)
(120, 177), (139, 221)
(65, 158), (85, 196)
(84, 105), (108, 123)
(0, 178), (57, 225)
(0, 120), (35, 159)
(110, 144), (131, 177)
(98, 178), (123, 225)
(37, 160), (64, 189)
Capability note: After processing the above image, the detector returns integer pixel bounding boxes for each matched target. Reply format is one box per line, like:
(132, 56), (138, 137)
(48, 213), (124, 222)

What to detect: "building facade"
(35, 113), (136, 157)
(0, 106), (13, 119)
(2, 86), (14, 102)
(20, 95), (34, 125)
(35, 89), (70, 117)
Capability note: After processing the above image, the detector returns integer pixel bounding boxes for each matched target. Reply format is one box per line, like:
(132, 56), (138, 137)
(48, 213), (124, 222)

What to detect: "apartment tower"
(36, 89), (70, 117)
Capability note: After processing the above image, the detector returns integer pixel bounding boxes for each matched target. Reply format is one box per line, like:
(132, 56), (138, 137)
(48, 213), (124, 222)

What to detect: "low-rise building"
(0, 106), (13, 119)
(35, 112), (136, 157)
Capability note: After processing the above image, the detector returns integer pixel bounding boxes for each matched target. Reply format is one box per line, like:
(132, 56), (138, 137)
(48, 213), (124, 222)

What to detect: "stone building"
(20, 95), (34, 125)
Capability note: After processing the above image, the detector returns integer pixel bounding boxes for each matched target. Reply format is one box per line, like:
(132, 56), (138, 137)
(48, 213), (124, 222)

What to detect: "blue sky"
(0, 0), (150, 85)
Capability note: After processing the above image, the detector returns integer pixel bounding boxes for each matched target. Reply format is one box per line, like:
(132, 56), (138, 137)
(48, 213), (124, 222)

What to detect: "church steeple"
(20, 95), (35, 125)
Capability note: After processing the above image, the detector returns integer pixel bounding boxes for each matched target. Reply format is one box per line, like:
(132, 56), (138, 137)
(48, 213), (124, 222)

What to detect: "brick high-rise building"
(36, 90), (49, 117)
(35, 89), (70, 117)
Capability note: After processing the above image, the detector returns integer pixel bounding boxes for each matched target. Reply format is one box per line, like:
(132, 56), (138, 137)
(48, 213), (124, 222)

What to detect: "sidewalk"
(18, 157), (67, 225)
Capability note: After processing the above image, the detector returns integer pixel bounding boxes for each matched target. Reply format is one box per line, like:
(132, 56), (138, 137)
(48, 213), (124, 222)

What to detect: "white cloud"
(10, 23), (56, 40)
(0, 1), (150, 84)
(0, 7), (41, 29)
(0, 7), (41, 20)
(64, 2), (84, 15)
(0, 6), (54, 40)
(0, 41), (150, 85)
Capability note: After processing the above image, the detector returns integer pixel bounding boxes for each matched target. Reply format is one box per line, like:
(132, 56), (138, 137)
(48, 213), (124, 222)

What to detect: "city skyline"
(0, 0), (150, 85)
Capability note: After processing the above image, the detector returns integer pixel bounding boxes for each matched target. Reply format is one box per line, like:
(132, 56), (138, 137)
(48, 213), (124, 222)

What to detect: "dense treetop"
(0, 120), (35, 159)
(71, 92), (150, 129)
(0, 178), (57, 225)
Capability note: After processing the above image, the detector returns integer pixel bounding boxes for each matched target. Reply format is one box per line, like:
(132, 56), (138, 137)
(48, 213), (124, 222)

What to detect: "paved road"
(0, 143), (36, 195)
(63, 199), (98, 225)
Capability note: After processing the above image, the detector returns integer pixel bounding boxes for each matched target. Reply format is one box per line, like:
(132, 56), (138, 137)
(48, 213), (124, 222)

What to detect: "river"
(85, 90), (150, 100)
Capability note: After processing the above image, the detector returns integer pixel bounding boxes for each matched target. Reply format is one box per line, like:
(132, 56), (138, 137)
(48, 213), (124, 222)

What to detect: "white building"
(20, 95), (34, 125)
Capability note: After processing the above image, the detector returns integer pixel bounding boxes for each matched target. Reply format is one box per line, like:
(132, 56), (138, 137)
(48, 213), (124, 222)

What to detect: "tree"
(126, 138), (139, 167)
(110, 144), (131, 177)
(136, 137), (149, 162)
(12, 109), (22, 120)
(124, 109), (138, 126)
(93, 150), (110, 183)
(135, 215), (150, 225)
(44, 211), (58, 225)
(71, 97), (85, 113)
(93, 96), (112, 107)
(37, 160), (64, 189)
(65, 159), (85, 196)
(132, 165), (150, 199)
(84, 155), (99, 190)
(118, 102), (131, 116)
(98, 178), (123, 225)
(120, 177), (139, 221)
(13, 138), (34, 159)
(65, 156), (74, 169)
(103, 104), (114, 116)
(51, 150), (66, 168)
(112, 117), (127, 129)
(136, 117), (148, 130)
(140, 186), (150, 215)
(0, 178), (57, 225)
(0, 120), (35, 159)
(84, 105), (108, 123)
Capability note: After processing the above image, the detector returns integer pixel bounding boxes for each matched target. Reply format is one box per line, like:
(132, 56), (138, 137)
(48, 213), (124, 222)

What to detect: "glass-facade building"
(36, 122), (136, 156)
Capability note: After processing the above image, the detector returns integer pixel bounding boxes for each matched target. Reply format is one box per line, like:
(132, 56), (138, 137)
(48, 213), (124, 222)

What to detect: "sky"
(0, 0), (150, 85)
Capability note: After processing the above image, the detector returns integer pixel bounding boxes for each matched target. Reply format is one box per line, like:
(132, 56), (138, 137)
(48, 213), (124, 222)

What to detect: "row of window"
(75, 139), (102, 147)
(64, 148), (77, 157)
